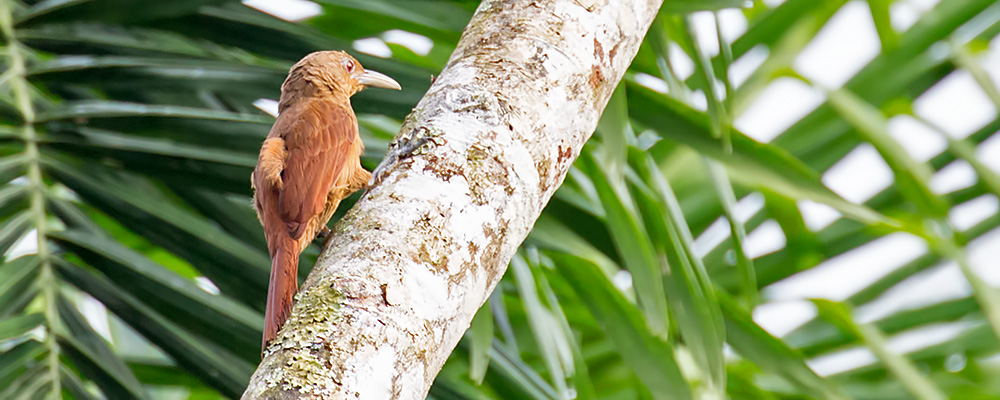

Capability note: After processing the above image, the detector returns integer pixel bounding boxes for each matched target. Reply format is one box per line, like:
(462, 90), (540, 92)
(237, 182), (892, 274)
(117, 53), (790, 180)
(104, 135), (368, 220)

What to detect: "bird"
(251, 51), (400, 351)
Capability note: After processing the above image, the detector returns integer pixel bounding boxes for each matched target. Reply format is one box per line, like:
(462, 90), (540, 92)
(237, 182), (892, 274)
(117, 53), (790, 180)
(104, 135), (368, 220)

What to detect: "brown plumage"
(252, 51), (400, 351)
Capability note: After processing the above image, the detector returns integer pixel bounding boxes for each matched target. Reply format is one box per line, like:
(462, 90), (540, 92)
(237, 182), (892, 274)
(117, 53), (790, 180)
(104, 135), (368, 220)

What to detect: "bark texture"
(242, 0), (662, 398)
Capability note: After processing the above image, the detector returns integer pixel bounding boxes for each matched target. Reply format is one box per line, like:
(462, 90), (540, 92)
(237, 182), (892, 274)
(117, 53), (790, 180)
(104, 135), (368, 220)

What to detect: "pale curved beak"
(355, 69), (401, 90)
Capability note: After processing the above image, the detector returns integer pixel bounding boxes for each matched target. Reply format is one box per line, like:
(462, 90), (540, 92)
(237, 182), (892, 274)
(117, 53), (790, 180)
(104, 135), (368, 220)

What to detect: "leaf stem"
(0, 1), (60, 397)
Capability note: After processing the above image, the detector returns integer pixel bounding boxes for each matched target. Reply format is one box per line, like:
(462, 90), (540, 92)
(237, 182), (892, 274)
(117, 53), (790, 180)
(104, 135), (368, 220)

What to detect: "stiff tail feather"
(262, 237), (299, 351)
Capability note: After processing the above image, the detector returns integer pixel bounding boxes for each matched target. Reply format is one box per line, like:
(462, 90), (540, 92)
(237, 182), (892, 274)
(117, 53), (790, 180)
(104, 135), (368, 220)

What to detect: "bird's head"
(279, 50), (400, 107)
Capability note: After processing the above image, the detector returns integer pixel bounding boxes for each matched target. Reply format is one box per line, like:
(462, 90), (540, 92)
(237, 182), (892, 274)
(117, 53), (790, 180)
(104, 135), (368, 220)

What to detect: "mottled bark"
(241, 0), (662, 398)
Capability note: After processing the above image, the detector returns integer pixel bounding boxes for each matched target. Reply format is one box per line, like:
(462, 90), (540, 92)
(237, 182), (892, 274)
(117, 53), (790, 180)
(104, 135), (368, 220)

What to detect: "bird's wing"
(275, 100), (357, 240)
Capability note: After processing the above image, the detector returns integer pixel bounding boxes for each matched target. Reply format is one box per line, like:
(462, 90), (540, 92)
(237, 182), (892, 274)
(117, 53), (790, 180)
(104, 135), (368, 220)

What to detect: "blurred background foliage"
(1, 0), (999, 398)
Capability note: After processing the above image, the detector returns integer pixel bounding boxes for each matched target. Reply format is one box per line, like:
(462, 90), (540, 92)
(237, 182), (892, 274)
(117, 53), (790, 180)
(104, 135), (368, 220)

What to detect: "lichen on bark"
(260, 278), (344, 395)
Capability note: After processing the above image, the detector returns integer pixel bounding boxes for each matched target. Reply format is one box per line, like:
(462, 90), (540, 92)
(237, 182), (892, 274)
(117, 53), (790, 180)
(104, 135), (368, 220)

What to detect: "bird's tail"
(262, 236), (299, 351)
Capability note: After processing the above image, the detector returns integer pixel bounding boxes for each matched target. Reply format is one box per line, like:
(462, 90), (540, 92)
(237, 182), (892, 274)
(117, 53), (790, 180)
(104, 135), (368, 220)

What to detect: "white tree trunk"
(242, 0), (662, 398)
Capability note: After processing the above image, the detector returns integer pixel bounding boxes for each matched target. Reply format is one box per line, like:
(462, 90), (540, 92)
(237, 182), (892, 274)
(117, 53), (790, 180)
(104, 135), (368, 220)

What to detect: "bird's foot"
(368, 126), (440, 187)
(317, 226), (335, 250)
(315, 226), (331, 242)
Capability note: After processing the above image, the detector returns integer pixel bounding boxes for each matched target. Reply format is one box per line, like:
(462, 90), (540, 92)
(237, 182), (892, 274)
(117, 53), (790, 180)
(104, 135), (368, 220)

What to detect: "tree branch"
(242, 0), (662, 398)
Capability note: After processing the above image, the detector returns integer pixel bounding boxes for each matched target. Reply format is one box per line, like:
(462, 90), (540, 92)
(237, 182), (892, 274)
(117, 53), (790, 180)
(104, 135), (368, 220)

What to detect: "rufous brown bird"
(252, 51), (400, 351)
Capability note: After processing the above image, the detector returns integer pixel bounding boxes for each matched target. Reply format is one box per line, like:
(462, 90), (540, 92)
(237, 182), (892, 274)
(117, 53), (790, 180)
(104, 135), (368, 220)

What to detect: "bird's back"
(252, 99), (360, 255)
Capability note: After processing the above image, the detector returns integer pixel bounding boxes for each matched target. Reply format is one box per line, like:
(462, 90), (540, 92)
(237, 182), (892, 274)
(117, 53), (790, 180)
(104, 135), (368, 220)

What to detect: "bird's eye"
(344, 59), (355, 72)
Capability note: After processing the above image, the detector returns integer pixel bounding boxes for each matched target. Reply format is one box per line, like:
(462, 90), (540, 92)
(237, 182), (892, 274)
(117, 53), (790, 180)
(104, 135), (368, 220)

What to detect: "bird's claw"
(315, 226), (331, 241)
(313, 226), (340, 250)
(368, 127), (438, 187)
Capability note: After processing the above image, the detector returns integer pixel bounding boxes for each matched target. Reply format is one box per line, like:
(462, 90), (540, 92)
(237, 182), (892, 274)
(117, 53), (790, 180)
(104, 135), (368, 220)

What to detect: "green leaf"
(660, 0), (745, 13)
(762, 190), (820, 265)
(595, 84), (630, 183)
(309, 0), (471, 42)
(0, 256), (40, 315)
(171, 188), (267, 249)
(35, 100), (273, 124)
(917, 116), (1000, 203)
(51, 229), (263, 358)
(0, 313), (43, 343)
(953, 41), (1000, 109)
(17, 22), (280, 63)
(0, 364), (49, 400)
(578, 153), (670, 336)
(54, 259), (253, 397)
(527, 215), (619, 281)
(0, 182), (26, 202)
(538, 270), (596, 400)
(56, 296), (149, 400)
(43, 158), (271, 303)
(705, 160), (757, 307)
(718, 293), (847, 400)
(949, 247), (1000, 347)
(18, 0), (231, 24)
(784, 210), (1000, 354)
(812, 299), (947, 400)
(0, 341), (42, 382)
(774, 0), (997, 171)
(678, 15), (726, 143)
(627, 81), (894, 227)
(488, 341), (559, 400)
(868, 0), (898, 52)
(489, 289), (520, 356)
(468, 301), (493, 385)
(60, 365), (99, 400)
(0, 210), (32, 256)
(630, 149), (725, 394)
(510, 254), (570, 398)
(28, 54), (285, 75)
(0, 155), (26, 183)
(809, 299), (860, 338)
(730, 0), (839, 59)
(552, 253), (692, 400)
(45, 126), (257, 167)
(789, 296), (976, 357)
(825, 88), (948, 217)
